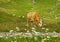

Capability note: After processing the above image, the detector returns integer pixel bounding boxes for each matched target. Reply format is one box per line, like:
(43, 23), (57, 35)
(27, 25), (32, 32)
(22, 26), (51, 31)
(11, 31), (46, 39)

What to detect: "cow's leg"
(26, 19), (29, 27)
(30, 21), (33, 27)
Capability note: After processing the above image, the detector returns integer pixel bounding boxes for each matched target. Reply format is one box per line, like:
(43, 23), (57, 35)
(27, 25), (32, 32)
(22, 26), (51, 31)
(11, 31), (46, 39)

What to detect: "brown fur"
(27, 11), (41, 25)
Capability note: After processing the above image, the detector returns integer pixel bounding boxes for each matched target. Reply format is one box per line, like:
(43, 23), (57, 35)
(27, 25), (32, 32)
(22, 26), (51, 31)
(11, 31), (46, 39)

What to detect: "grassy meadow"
(0, 0), (60, 42)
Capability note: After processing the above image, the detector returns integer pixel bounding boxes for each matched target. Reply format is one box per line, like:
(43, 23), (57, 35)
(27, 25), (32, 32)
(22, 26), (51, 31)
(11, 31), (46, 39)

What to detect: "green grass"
(0, 0), (60, 42)
(0, 0), (60, 32)
(0, 36), (60, 42)
(0, 13), (60, 32)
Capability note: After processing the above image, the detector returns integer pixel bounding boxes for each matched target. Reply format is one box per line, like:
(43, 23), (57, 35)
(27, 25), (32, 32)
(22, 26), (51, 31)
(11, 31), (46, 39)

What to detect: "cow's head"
(38, 19), (42, 27)
(36, 18), (42, 27)
(34, 13), (42, 27)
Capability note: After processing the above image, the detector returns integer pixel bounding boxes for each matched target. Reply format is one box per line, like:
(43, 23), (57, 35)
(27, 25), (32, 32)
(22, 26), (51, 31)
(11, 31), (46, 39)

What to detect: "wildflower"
(46, 28), (49, 31)
(47, 36), (50, 38)
(27, 30), (29, 33)
(53, 35), (58, 37)
(42, 27), (45, 29)
(55, 17), (58, 19)
(9, 30), (13, 33)
(34, 37), (38, 41)
(41, 39), (44, 42)
(24, 32), (32, 38)
(12, 14), (16, 16)
(32, 27), (35, 30)
(5, 36), (8, 39)
(43, 38), (47, 40)
(22, 16), (24, 18)
(45, 33), (49, 35)
(0, 35), (3, 38)
(45, 28), (49, 32)
(16, 27), (20, 31)
(32, 27), (36, 32)
(32, 30), (36, 32)
(34, 32), (40, 36)
(9, 35), (13, 37)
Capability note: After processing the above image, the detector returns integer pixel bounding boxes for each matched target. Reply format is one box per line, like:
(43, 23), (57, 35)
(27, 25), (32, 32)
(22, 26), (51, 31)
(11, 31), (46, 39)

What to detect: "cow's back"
(27, 11), (42, 26)
(27, 12), (36, 21)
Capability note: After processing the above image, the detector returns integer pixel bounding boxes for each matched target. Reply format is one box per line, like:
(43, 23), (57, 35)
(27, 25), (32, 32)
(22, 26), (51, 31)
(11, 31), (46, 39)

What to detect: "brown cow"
(27, 11), (42, 26)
